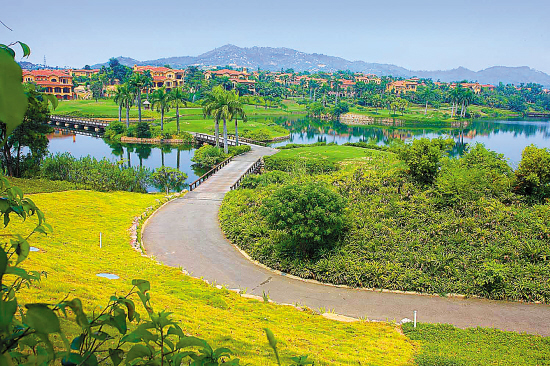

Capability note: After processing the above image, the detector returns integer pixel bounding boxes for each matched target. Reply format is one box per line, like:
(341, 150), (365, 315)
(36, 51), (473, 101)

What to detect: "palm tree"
(113, 86), (125, 122)
(448, 87), (461, 118)
(169, 87), (188, 135)
(417, 86), (435, 115)
(116, 83), (134, 127)
(228, 91), (247, 146)
(459, 89), (475, 118)
(150, 87), (171, 131)
(129, 71), (153, 124)
(202, 86), (225, 148)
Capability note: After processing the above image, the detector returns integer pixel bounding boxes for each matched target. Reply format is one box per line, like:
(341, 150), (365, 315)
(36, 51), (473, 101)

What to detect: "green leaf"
(0, 49), (28, 141)
(125, 344), (151, 363)
(90, 331), (111, 341)
(175, 336), (210, 351)
(25, 304), (61, 334)
(0, 299), (17, 329)
(61, 353), (83, 366)
(213, 347), (232, 359)
(0, 246), (7, 280)
(264, 328), (281, 366)
(13, 237), (30, 264)
(0, 353), (14, 366)
(70, 335), (83, 351)
(108, 349), (123, 366)
(15, 42), (31, 58)
(131, 279), (150, 293)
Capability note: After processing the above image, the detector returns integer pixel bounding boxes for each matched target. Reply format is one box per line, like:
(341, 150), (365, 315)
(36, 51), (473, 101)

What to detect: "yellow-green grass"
(10, 189), (415, 365)
(271, 145), (398, 165)
(6, 177), (86, 194)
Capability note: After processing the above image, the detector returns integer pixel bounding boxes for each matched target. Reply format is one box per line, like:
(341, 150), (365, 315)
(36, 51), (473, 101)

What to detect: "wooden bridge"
(48, 115), (109, 134)
(193, 133), (267, 147)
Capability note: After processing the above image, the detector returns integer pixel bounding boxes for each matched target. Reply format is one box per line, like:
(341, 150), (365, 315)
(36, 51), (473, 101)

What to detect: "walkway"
(143, 147), (550, 336)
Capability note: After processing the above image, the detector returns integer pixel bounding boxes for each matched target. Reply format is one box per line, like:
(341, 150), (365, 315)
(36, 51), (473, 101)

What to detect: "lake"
(48, 117), (550, 191)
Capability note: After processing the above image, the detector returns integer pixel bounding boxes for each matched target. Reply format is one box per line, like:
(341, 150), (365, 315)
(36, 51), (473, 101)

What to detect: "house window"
(52, 78), (57, 82)
(54, 87), (61, 93)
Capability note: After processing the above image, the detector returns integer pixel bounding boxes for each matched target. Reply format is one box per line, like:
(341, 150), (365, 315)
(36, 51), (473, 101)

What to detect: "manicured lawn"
(9, 189), (415, 365)
(6, 177), (86, 194)
(270, 145), (395, 164)
(403, 323), (550, 365)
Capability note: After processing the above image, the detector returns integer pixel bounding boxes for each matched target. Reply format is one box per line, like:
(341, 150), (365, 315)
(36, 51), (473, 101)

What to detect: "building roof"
(23, 69), (72, 77)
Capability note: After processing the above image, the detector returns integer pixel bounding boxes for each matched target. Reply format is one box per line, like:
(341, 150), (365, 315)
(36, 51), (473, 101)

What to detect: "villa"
(22, 69), (75, 100)
(386, 80), (419, 95)
(133, 65), (186, 92)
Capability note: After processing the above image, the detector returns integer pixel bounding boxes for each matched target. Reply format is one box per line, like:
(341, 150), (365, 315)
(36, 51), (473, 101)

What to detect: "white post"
(413, 310), (417, 328)
(100, 232), (102, 249)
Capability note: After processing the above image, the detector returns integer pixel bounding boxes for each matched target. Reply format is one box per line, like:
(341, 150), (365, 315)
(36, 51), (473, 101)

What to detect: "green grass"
(6, 177), (86, 193)
(55, 99), (292, 139)
(403, 323), (550, 365)
(270, 145), (395, 164)
(347, 103), (519, 124)
(9, 188), (415, 365)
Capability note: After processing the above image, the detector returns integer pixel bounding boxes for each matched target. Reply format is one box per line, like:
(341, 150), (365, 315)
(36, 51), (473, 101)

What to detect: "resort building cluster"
(21, 64), (509, 101)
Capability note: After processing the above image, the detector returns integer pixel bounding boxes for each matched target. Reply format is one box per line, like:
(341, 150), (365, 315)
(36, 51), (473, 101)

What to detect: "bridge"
(48, 115), (109, 134)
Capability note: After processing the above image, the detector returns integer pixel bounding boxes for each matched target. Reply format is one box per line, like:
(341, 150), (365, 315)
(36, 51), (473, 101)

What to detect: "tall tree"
(150, 87), (171, 131)
(129, 71), (153, 124)
(169, 87), (188, 135)
(227, 91), (247, 146)
(202, 86), (225, 148)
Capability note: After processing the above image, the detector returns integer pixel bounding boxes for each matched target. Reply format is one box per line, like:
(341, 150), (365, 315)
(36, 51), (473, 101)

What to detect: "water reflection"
(266, 117), (550, 167)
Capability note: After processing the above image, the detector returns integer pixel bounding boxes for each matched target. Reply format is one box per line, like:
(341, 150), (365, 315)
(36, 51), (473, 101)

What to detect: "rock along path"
(143, 146), (550, 336)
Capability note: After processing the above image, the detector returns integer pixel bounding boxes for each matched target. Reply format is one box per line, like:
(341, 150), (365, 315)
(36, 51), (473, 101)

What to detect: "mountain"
(92, 45), (550, 86)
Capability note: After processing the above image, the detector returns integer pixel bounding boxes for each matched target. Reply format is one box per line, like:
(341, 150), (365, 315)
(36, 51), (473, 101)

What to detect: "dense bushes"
(41, 153), (151, 192)
(104, 121), (193, 143)
(398, 138), (454, 184)
(263, 155), (338, 174)
(514, 145), (550, 200)
(220, 144), (550, 302)
(240, 170), (290, 189)
(262, 182), (347, 256)
(191, 144), (252, 168)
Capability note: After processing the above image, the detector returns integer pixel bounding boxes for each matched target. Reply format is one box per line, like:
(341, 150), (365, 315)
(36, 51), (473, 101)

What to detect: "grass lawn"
(270, 145), (396, 164)
(347, 103), (519, 124)
(8, 187), (415, 365)
(403, 323), (550, 365)
(6, 177), (86, 194)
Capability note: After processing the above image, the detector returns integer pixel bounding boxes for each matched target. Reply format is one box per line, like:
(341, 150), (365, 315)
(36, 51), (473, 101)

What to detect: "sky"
(3, 0), (550, 73)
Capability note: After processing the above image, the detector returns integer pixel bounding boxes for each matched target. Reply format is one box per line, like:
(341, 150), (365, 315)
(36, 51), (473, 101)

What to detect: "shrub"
(136, 121), (152, 138)
(279, 142), (327, 150)
(243, 128), (272, 141)
(262, 182), (346, 256)
(240, 170), (290, 189)
(151, 166), (187, 193)
(398, 137), (454, 185)
(41, 153), (150, 192)
(228, 145), (252, 156)
(514, 145), (550, 200)
(104, 121), (126, 140)
(176, 131), (194, 144)
(264, 155), (338, 174)
(435, 144), (514, 205)
(191, 145), (228, 168)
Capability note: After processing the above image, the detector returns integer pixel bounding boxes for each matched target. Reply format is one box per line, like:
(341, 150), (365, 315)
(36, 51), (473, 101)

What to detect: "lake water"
(48, 117), (550, 191)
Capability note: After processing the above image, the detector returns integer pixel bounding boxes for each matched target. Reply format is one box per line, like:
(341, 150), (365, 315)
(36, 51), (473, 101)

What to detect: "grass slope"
(270, 145), (388, 163)
(10, 189), (414, 365)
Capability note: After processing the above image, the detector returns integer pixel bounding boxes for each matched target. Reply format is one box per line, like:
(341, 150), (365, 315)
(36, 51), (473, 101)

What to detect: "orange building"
(204, 69), (256, 93)
(133, 65), (186, 91)
(22, 70), (75, 100)
(386, 80), (419, 95)
(70, 69), (100, 77)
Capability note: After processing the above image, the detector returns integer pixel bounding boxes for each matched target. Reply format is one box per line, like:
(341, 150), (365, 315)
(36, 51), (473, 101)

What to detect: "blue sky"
(3, 0), (550, 73)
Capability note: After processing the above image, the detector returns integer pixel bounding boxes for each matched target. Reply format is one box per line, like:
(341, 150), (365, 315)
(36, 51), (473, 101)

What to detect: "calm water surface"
(48, 117), (550, 191)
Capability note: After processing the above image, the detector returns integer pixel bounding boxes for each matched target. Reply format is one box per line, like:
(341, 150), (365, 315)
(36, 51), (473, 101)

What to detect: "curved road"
(143, 147), (550, 336)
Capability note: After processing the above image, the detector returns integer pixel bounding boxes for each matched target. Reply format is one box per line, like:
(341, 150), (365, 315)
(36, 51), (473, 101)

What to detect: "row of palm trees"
(113, 75), (188, 134)
(448, 87), (475, 118)
(202, 86), (247, 154)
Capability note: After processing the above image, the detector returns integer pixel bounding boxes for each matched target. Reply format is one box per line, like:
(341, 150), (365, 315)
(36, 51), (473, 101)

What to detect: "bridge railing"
(194, 133), (238, 147)
(226, 134), (268, 147)
(230, 157), (262, 190)
(50, 115), (109, 127)
(188, 156), (234, 191)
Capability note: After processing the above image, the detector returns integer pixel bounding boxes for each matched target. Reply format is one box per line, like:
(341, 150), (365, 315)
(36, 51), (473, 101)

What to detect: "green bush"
(264, 155), (338, 174)
(514, 144), (550, 200)
(242, 128), (272, 141)
(41, 153), (150, 193)
(240, 170), (290, 189)
(398, 137), (454, 185)
(191, 145), (228, 168)
(228, 145), (252, 156)
(279, 142), (327, 150)
(151, 166), (187, 193)
(261, 182), (347, 256)
(104, 121), (126, 140)
(136, 121), (152, 138)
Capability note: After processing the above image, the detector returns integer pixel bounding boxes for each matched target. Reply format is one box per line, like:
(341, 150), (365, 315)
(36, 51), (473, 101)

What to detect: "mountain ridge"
(80, 44), (550, 87)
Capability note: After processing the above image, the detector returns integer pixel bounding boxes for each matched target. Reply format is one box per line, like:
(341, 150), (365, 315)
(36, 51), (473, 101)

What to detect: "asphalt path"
(143, 147), (550, 336)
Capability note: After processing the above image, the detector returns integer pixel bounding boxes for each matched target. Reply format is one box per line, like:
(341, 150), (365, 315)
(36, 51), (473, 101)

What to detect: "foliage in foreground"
(403, 323), (550, 366)
(220, 144), (550, 302)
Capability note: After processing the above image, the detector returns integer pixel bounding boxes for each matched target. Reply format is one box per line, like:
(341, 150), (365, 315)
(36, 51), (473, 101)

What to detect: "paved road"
(143, 147), (550, 336)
